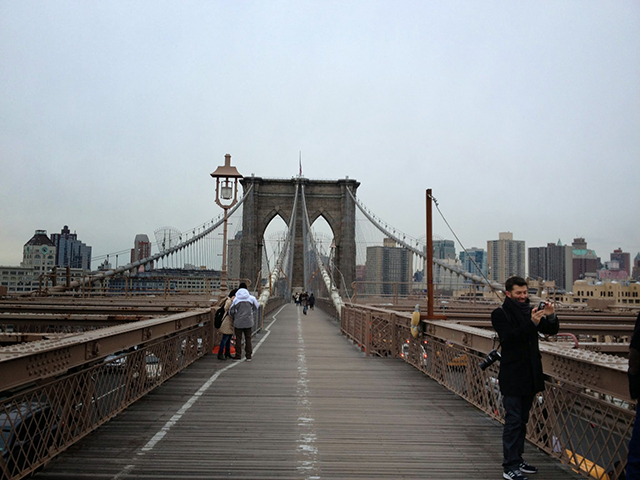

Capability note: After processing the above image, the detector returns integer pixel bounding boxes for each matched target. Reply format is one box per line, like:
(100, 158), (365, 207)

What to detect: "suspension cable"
(347, 188), (504, 293)
(258, 183), (298, 306)
(48, 184), (254, 293)
(301, 184), (344, 316)
(428, 192), (504, 300)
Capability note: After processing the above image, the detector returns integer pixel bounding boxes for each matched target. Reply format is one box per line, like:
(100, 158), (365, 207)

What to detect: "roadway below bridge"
(34, 304), (583, 480)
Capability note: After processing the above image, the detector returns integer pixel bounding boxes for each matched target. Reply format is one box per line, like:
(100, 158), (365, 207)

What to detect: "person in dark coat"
(301, 292), (308, 315)
(308, 293), (315, 310)
(626, 312), (640, 479)
(491, 276), (559, 480)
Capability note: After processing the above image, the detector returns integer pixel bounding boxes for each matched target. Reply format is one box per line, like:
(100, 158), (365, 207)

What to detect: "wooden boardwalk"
(35, 304), (583, 480)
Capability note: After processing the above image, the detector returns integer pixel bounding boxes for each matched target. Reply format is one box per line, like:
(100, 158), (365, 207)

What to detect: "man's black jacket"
(491, 297), (559, 397)
(629, 312), (640, 399)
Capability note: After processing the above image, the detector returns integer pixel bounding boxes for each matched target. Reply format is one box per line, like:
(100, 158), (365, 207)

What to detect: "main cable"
(428, 193), (504, 302)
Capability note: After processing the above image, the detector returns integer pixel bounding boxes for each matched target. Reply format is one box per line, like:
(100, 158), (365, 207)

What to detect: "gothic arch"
(261, 209), (290, 233)
(308, 209), (338, 237)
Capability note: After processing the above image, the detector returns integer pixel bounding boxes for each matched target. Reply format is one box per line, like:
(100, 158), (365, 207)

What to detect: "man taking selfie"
(491, 276), (559, 480)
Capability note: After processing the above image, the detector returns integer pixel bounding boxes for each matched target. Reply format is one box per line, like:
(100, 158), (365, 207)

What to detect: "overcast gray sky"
(1, 0), (639, 271)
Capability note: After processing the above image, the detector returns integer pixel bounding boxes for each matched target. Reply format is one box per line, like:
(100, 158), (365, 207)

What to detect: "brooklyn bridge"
(0, 167), (634, 480)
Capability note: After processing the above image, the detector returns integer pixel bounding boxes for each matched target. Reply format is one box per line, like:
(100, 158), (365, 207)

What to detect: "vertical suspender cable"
(300, 184), (344, 318)
(46, 185), (254, 294)
(258, 183), (298, 306)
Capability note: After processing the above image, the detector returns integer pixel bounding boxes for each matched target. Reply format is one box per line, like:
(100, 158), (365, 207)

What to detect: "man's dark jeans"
(502, 394), (535, 470)
(234, 327), (253, 359)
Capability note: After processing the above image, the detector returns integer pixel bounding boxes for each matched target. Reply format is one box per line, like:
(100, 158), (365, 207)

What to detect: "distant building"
(1, 228), (89, 293)
(571, 237), (587, 250)
(528, 241), (573, 291)
(434, 257), (466, 293)
(383, 237), (396, 248)
(610, 248), (631, 277)
(633, 253), (640, 281)
(433, 239), (456, 260)
(0, 266), (38, 293)
(431, 239), (460, 289)
(131, 234), (153, 270)
(528, 246), (546, 281)
(571, 237), (600, 283)
(0, 265), (86, 293)
(50, 225), (92, 270)
(487, 232), (525, 284)
(598, 256), (629, 281)
(570, 279), (640, 308)
(365, 238), (412, 295)
(460, 247), (488, 279)
(21, 230), (56, 274)
(7, 229), (90, 293)
(598, 269), (628, 281)
(107, 268), (221, 293)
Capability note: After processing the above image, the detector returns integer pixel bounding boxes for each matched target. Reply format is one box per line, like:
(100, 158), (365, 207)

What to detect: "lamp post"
(210, 154), (243, 294)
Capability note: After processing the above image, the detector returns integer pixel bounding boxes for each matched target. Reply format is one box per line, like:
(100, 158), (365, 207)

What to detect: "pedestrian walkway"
(35, 304), (582, 479)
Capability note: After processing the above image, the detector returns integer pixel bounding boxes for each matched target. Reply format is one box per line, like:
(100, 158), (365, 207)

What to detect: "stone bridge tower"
(239, 176), (360, 295)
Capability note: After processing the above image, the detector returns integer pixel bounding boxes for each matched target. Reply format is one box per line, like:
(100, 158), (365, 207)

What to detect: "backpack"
(214, 307), (225, 329)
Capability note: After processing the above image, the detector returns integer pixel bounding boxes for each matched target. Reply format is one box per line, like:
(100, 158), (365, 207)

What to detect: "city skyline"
(1, 224), (635, 281)
(1, 2), (639, 267)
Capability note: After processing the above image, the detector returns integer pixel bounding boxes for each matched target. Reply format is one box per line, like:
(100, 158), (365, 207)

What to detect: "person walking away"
(229, 282), (259, 361)
(217, 289), (237, 360)
(491, 276), (559, 480)
(626, 312), (640, 479)
(308, 293), (315, 311)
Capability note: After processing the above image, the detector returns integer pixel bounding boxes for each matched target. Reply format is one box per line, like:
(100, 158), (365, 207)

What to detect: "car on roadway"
(0, 400), (59, 479)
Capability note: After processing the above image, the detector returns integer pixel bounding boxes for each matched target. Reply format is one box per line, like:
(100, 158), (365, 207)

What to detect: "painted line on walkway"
(295, 306), (321, 480)
(140, 304), (285, 452)
(111, 304), (287, 479)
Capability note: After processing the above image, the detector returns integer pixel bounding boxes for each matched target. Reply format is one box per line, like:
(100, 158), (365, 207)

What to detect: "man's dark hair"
(505, 276), (527, 292)
(239, 282), (248, 289)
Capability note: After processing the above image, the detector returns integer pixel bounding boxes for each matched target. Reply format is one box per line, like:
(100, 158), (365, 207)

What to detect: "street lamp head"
(220, 182), (233, 200)
(211, 153), (243, 208)
(210, 153), (243, 180)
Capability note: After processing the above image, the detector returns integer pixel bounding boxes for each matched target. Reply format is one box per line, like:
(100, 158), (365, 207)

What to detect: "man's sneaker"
(519, 461), (538, 474)
(246, 358), (252, 362)
(232, 356), (242, 360)
(503, 469), (528, 480)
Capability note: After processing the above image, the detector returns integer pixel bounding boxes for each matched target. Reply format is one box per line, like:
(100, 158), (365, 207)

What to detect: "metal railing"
(0, 309), (214, 480)
(335, 303), (634, 480)
(0, 293), (286, 480)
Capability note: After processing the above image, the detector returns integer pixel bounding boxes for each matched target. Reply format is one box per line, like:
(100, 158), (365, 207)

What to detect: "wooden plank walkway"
(35, 304), (583, 480)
